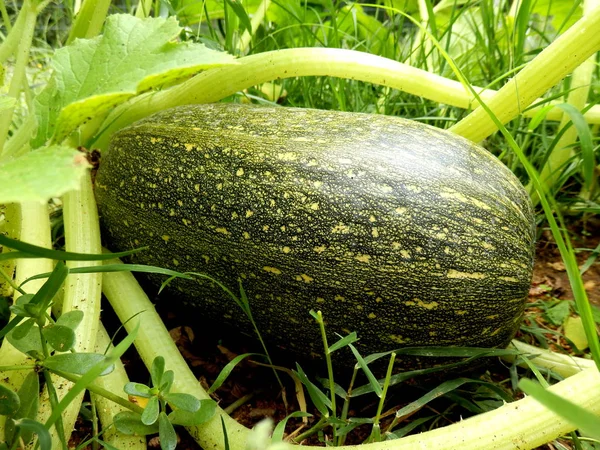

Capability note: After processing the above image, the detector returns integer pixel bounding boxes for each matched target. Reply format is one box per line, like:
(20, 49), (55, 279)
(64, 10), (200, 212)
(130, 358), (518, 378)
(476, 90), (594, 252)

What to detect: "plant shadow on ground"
(89, 219), (600, 450)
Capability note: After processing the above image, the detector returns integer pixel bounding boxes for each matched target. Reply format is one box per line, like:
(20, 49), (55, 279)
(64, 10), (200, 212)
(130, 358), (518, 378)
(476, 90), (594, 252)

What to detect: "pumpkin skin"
(95, 103), (535, 368)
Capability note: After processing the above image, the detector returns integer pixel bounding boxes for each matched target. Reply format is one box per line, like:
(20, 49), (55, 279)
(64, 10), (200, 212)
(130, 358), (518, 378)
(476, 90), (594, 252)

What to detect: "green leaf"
(160, 370), (174, 394)
(544, 300), (571, 326)
(168, 399), (217, 426)
(42, 324), (76, 352)
(208, 352), (261, 394)
(42, 352), (112, 375)
(124, 382), (152, 398)
(164, 392), (200, 412)
(553, 103), (596, 190)
(15, 419), (52, 450)
(271, 411), (312, 442)
(564, 316), (589, 350)
(0, 146), (89, 204)
(12, 318), (36, 339)
(293, 364), (331, 417)
(530, 0), (582, 33)
(113, 411), (158, 435)
(141, 396), (160, 425)
(33, 14), (236, 147)
(0, 234), (144, 262)
(224, 0), (252, 33)
(158, 411), (177, 450)
(7, 322), (43, 357)
(395, 378), (476, 419)
(0, 382), (19, 415)
(55, 310), (84, 331)
(150, 356), (165, 389)
(349, 344), (382, 398)
(519, 378), (600, 440)
(4, 372), (40, 445)
(328, 332), (358, 354)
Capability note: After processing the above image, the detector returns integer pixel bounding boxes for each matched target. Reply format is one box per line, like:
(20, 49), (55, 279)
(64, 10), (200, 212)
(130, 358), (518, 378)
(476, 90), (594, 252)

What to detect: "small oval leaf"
(113, 411), (158, 436)
(43, 352), (108, 375)
(169, 399), (217, 426)
(0, 383), (20, 416)
(141, 396), (160, 426)
(158, 411), (177, 450)
(42, 324), (76, 352)
(55, 310), (84, 330)
(164, 393), (199, 412)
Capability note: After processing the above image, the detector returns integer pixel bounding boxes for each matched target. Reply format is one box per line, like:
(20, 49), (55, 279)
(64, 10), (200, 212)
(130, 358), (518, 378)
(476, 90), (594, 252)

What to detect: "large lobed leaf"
(0, 146), (89, 203)
(32, 14), (236, 148)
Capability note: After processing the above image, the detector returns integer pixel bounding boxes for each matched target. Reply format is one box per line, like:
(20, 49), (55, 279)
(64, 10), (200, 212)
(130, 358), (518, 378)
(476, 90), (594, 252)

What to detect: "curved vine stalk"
(92, 43), (600, 152)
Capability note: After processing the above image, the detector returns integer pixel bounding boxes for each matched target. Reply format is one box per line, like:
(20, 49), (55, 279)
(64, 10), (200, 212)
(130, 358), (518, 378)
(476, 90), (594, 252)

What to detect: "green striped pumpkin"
(95, 103), (535, 367)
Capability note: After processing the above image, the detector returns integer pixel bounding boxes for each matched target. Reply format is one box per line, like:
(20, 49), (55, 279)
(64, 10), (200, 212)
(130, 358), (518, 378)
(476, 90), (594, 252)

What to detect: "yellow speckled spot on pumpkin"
(379, 184), (393, 193)
(263, 225), (270, 231)
(440, 190), (468, 203)
(435, 232), (447, 239)
(123, 220), (129, 226)
(231, 212), (238, 219)
(278, 152), (298, 160)
(202, 255), (210, 263)
(334, 295), (345, 302)
(447, 269), (486, 279)
(161, 235), (170, 242)
(177, 200), (183, 207)
(389, 334), (408, 344)
(295, 273), (313, 283)
(400, 250), (411, 259)
(270, 199), (276, 207)
(282, 246), (291, 254)
(316, 297), (325, 303)
(314, 245), (326, 254)
(375, 297), (383, 303)
(245, 210), (254, 218)
(499, 276), (519, 283)
(456, 310), (468, 315)
(215, 227), (230, 235)
(263, 266), (282, 275)
(372, 228), (379, 238)
(280, 225), (286, 232)
(172, 259), (179, 266)
(405, 298), (439, 309)
(169, 209), (176, 216)
(444, 247), (451, 254)
(184, 143), (194, 151)
(243, 232), (250, 239)
(194, 184), (200, 192)
(368, 312), (376, 319)
(429, 331), (438, 336)
(236, 168), (244, 176)
(313, 181), (323, 188)
(331, 223), (349, 234)
(482, 242), (495, 250)
(310, 202), (319, 210)
(392, 242), (401, 250)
